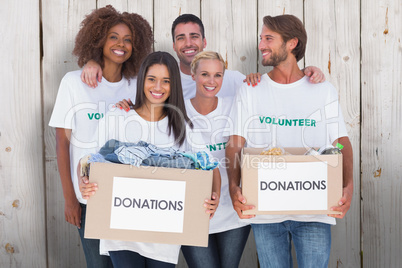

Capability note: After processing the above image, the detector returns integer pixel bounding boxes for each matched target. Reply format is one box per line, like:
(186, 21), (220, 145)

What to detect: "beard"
(261, 42), (288, 67)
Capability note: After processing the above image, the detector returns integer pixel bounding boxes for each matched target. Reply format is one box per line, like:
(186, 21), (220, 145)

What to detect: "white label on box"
(258, 162), (328, 211)
(110, 177), (186, 233)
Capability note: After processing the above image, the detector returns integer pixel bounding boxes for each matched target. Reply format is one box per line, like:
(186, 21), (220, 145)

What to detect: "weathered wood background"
(0, 0), (400, 267)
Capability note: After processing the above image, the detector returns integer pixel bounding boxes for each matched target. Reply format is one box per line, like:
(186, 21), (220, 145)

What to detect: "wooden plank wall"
(361, 0), (402, 267)
(304, 1), (361, 267)
(0, 0), (47, 267)
(42, 1), (95, 267)
(0, 0), (401, 267)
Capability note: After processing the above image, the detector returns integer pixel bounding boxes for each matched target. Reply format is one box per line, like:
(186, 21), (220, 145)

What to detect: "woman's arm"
(56, 128), (82, 228)
(204, 168), (221, 219)
(77, 161), (99, 200)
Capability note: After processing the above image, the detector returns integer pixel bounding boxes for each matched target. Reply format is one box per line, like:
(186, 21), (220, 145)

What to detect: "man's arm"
(303, 66), (326, 83)
(81, 60), (102, 88)
(55, 128), (82, 228)
(329, 136), (353, 218)
(226, 135), (255, 219)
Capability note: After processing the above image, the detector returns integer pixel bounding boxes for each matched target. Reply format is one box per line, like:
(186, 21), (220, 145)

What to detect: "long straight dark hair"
(134, 51), (192, 146)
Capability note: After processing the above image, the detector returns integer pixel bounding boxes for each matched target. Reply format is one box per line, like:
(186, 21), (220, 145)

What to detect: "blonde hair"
(190, 51), (226, 75)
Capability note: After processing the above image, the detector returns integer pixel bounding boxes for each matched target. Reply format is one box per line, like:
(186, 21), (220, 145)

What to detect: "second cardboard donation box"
(85, 162), (213, 247)
(241, 148), (342, 215)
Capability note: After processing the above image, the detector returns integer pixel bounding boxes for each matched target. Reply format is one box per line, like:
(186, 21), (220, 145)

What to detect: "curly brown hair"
(73, 5), (153, 79)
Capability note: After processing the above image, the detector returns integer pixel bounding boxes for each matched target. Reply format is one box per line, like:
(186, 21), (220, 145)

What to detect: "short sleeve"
(325, 85), (348, 143)
(48, 74), (75, 129)
(224, 83), (250, 139)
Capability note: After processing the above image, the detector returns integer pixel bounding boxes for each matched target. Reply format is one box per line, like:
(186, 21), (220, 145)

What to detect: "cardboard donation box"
(241, 148), (342, 215)
(85, 162), (213, 247)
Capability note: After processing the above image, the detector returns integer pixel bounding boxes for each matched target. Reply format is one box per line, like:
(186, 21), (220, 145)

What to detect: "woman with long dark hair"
(79, 51), (220, 268)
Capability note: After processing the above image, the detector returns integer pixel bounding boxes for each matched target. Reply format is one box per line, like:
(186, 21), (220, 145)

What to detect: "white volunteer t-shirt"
(185, 97), (249, 234)
(181, 70), (245, 100)
(99, 109), (185, 264)
(227, 74), (348, 225)
(48, 70), (136, 204)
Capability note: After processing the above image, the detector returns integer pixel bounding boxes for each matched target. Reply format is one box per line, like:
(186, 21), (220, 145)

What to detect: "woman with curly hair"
(49, 5), (152, 268)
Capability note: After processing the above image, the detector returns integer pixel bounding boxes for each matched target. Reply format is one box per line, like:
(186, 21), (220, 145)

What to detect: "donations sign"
(258, 162), (328, 211)
(241, 147), (342, 215)
(111, 177), (186, 233)
(85, 162), (213, 246)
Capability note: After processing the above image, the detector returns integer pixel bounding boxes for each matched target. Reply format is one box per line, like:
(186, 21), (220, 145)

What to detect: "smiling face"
(258, 25), (289, 67)
(173, 22), (207, 69)
(143, 64), (171, 107)
(103, 23), (133, 66)
(192, 59), (224, 98)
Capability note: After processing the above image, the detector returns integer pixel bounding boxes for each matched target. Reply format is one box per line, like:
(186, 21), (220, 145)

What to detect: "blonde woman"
(182, 51), (250, 268)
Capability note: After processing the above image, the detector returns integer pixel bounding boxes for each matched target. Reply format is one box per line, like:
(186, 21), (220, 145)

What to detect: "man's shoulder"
(224, 69), (246, 80)
(180, 72), (194, 87)
(302, 80), (336, 93)
(180, 71), (193, 81)
(293, 80), (340, 105)
(224, 69), (243, 75)
(266, 74), (335, 92)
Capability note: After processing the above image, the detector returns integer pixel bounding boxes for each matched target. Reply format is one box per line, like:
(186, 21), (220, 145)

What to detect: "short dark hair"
(73, 5), (153, 79)
(134, 51), (192, 146)
(263, 15), (307, 62)
(171, 14), (205, 42)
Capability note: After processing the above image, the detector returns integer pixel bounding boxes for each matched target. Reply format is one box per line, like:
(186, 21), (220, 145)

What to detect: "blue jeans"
(181, 225), (251, 268)
(252, 221), (331, 268)
(109, 250), (175, 268)
(77, 203), (113, 268)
